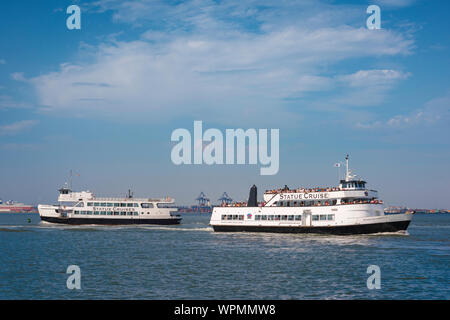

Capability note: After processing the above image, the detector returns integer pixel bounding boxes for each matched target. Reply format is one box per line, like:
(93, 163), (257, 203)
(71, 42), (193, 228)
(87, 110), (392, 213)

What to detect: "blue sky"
(0, 0), (449, 208)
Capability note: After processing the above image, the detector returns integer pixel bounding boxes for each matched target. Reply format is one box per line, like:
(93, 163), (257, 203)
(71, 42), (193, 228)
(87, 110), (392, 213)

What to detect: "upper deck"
(57, 188), (174, 204)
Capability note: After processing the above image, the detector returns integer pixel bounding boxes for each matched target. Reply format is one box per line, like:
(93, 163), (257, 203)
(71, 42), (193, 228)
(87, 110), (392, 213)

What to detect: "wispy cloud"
(374, 0), (417, 8)
(0, 120), (39, 136)
(357, 92), (450, 129)
(0, 95), (32, 109)
(28, 1), (414, 125)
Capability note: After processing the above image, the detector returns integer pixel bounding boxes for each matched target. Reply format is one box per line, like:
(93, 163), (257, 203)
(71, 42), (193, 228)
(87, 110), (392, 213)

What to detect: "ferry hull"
(212, 220), (410, 235)
(40, 216), (182, 225)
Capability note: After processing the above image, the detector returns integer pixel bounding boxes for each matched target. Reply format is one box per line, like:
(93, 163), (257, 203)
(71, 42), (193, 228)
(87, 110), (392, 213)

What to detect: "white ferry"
(38, 187), (181, 225)
(210, 156), (412, 235)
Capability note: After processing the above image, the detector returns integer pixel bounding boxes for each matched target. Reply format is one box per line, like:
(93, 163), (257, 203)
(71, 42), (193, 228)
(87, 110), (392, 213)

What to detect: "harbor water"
(0, 213), (448, 299)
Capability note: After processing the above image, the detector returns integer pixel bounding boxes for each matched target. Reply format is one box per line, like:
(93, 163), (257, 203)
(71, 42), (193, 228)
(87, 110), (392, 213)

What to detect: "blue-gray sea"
(0, 213), (448, 299)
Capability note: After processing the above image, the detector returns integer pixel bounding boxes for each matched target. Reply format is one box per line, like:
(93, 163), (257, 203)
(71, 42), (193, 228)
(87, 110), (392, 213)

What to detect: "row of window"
(312, 214), (335, 221)
(74, 210), (139, 216)
(221, 215), (245, 220)
(255, 214), (302, 221)
(220, 214), (335, 222)
(84, 202), (159, 208)
(276, 200), (338, 207)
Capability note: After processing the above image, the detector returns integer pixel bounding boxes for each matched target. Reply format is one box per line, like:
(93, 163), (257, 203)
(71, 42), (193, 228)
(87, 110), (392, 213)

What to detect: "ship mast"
(345, 154), (350, 182)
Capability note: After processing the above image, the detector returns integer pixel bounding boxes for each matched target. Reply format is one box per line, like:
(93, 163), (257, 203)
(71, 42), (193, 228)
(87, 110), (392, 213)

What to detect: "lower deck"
(212, 220), (410, 235)
(40, 216), (182, 225)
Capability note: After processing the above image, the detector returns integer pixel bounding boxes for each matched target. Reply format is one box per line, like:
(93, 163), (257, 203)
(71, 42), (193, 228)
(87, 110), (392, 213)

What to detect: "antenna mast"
(345, 154), (349, 182)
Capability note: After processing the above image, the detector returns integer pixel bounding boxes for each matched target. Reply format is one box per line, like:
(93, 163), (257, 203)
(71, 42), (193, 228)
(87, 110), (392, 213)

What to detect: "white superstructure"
(38, 187), (181, 225)
(210, 155), (412, 235)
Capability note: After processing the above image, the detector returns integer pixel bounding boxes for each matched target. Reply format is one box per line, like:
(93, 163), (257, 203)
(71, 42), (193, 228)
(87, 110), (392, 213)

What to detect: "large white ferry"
(38, 187), (181, 225)
(210, 156), (412, 235)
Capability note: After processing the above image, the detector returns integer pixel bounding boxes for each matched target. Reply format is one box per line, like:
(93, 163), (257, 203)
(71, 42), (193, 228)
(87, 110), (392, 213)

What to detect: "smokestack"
(247, 185), (257, 207)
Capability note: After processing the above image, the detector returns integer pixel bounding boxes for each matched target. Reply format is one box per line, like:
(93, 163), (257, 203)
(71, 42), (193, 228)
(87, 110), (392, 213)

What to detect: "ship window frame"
(312, 215), (319, 221)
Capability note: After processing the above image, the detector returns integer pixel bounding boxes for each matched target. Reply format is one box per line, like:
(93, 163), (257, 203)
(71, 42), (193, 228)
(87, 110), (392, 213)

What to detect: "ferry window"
(288, 215), (294, 221)
(87, 211), (93, 215)
(107, 212), (113, 215)
(295, 215), (302, 221)
(94, 202), (100, 206)
(94, 211), (100, 215)
(278, 201), (283, 207)
(312, 215), (319, 221)
(319, 214), (327, 221)
(232, 215), (238, 220)
(127, 203), (133, 207)
(113, 212), (119, 215)
(327, 214), (334, 221)
(134, 203), (139, 207)
(120, 212), (126, 216)
(101, 211), (106, 215)
(286, 201), (290, 207)
(227, 215), (232, 220)
(101, 203), (106, 207)
(74, 211), (79, 214)
(281, 215), (287, 220)
(255, 215), (261, 220)
(114, 203), (120, 207)
(261, 215), (267, 220)
(87, 202), (93, 206)
(222, 215), (226, 220)
(268, 215), (274, 220)
(120, 203), (126, 207)
(107, 203), (113, 207)
(127, 212), (133, 216)
(274, 215), (280, 221)
(238, 215), (244, 220)
(133, 212), (139, 216)
(141, 203), (154, 208)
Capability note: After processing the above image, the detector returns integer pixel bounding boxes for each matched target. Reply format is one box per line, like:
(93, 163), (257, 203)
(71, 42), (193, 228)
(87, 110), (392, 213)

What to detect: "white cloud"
(11, 72), (27, 82)
(0, 120), (39, 136)
(374, 0), (416, 8)
(0, 95), (32, 109)
(357, 92), (450, 129)
(27, 1), (414, 125)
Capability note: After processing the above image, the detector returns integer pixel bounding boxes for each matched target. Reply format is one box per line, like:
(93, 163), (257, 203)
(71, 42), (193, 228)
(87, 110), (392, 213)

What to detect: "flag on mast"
(334, 163), (341, 167)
